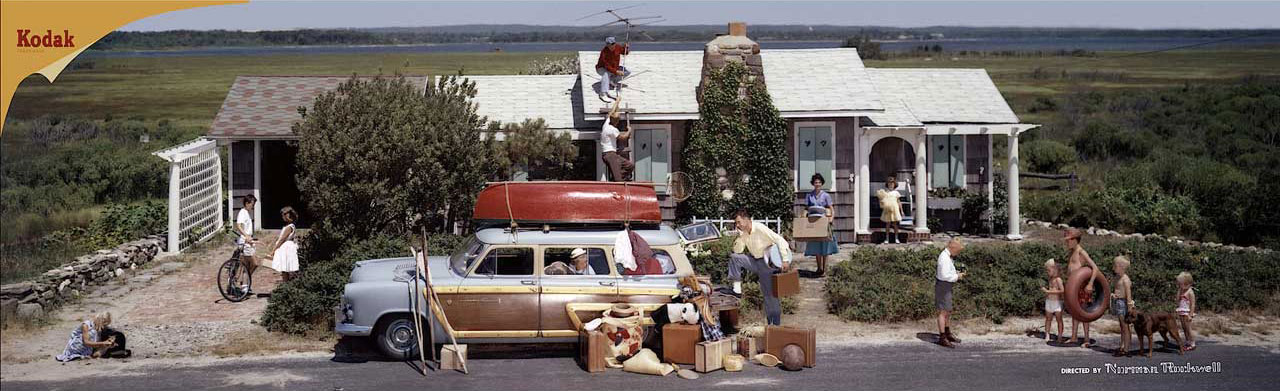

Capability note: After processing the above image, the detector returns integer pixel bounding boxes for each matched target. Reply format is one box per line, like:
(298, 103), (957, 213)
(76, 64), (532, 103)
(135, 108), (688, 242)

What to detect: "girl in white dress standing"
(267, 206), (300, 282)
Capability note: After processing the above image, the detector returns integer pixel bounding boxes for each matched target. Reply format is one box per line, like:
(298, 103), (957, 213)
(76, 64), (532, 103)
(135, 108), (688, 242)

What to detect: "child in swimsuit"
(1111, 256), (1134, 357)
(1041, 259), (1065, 343)
(1176, 271), (1196, 352)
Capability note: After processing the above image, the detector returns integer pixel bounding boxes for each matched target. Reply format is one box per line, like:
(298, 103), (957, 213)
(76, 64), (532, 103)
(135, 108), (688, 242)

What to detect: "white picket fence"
(689, 216), (783, 235)
(154, 138), (223, 253)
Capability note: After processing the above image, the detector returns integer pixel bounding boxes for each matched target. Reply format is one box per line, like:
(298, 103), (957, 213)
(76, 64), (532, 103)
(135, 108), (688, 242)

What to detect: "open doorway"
(259, 141), (310, 229)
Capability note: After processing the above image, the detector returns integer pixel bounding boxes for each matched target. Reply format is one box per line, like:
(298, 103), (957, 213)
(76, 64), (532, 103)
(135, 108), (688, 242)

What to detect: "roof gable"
(761, 48), (882, 114)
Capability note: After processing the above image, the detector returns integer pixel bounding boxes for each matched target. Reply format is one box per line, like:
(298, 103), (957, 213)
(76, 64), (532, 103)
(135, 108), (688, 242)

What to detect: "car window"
(617, 249), (677, 275)
(543, 248), (610, 276)
(450, 236), (485, 275)
(472, 247), (534, 276)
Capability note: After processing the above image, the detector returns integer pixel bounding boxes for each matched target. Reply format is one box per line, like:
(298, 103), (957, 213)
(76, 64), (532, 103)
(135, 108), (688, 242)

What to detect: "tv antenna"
(576, 4), (663, 44)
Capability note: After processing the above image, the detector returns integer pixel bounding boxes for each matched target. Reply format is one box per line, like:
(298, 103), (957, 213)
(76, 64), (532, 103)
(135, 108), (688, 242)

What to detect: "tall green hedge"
(826, 239), (1279, 323)
(681, 62), (792, 221)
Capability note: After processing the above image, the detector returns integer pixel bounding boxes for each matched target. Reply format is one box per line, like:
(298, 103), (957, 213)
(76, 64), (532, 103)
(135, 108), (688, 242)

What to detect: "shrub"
(1022, 139), (1076, 174)
(1024, 187), (1202, 236)
(261, 233), (466, 334)
(824, 239), (1280, 323)
(522, 55), (578, 75)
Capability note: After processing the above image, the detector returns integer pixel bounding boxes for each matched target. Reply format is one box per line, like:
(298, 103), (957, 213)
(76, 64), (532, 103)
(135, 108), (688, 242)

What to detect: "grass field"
(8, 48), (1280, 129)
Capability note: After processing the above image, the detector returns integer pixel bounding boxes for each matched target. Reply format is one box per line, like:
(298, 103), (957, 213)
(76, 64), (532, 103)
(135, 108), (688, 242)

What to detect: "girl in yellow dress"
(876, 177), (904, 243)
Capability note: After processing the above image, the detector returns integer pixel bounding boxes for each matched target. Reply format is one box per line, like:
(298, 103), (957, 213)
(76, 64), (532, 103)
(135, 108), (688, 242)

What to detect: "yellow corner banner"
(0, 0), (246, 134)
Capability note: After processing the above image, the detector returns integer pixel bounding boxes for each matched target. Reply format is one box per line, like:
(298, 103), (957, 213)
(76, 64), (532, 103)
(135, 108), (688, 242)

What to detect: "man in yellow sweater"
(726, 208), (792, 325)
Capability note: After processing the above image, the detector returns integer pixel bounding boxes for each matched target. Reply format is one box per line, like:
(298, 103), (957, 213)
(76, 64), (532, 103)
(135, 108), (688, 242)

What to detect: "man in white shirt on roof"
(600, 99), (633, 181)
(935, 239), (967, 348)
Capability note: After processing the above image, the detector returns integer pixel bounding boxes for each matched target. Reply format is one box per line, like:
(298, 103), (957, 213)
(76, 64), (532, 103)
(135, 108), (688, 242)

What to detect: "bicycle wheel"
(218, 259), (253, 302)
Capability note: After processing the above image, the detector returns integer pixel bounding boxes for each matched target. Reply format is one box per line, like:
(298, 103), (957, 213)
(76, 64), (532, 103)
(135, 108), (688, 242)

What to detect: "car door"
(440, 245), (541, 336)
(538, 246), (618, 336)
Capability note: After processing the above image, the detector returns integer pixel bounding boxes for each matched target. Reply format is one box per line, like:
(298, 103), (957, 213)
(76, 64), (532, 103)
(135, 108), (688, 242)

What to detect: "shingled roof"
(207, 75), (430, 139)
(466, 75), (586, 130)
(865, 69), (1019, 124)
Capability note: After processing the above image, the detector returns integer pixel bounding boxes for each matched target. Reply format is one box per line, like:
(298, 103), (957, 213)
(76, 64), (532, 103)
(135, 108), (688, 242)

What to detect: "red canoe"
(473, 181), (662, 227)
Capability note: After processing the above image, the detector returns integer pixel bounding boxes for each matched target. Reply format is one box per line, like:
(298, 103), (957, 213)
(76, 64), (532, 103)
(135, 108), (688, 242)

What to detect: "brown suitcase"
(791, 215), (832, 242)
(662, 323), (702, 364)
(765, 325), (816, 367)
(695, 338), (733, 373)
(579, 330), (609, 373)
(772, 269), (800, 297)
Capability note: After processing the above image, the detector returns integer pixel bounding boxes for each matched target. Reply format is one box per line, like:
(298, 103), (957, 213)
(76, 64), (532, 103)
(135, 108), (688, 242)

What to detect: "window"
(631, 126), (671, 191)
(472, 247), (534, 276)
(795, 124), (834, 191)
(930, 135), (966, 189)
(231, 141), (255, 189)
(617, 249), (677, 275)
(543, 248), (610, 276)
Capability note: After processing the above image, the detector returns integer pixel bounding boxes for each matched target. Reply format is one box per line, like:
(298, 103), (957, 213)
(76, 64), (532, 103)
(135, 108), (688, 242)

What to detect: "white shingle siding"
(578, 50), (703, 115)
(866, 68), (1020, 124)
(761, 48), (883, 113)
(467, 75), (583, 130)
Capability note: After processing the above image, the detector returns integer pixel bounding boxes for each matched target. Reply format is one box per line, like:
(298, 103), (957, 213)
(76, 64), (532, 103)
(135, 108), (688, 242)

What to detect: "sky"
(119, 1), (1280, 31)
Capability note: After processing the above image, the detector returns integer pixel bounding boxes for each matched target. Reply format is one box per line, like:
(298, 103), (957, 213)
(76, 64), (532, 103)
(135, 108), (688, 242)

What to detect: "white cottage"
(204, 23), (1038, 243)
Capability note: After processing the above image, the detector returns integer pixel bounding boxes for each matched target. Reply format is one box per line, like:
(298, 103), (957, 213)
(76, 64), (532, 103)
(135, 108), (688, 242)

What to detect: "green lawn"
(7, 51), (572, 126)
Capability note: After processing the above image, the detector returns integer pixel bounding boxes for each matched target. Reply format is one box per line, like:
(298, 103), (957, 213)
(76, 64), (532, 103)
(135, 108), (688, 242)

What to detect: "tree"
(489, 118), (579, 180)
(293, 74), (496, 241)
(681, 62), (793, 221)
(841, 34), (882, 60)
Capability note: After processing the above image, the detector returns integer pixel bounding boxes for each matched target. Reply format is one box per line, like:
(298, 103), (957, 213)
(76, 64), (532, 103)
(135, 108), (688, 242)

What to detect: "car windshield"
(449, 236), (485, 276)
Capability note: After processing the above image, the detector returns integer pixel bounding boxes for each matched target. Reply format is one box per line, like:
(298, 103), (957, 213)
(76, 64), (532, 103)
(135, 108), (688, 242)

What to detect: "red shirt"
(595, 44), (630, 73)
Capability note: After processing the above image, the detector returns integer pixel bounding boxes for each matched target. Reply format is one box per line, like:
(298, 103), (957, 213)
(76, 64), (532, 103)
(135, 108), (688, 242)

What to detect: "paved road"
(4, 338), (1276, 391)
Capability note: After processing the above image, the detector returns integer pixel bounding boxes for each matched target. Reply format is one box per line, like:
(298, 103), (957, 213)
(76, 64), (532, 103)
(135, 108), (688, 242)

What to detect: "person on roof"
(595, 36), (631, 103)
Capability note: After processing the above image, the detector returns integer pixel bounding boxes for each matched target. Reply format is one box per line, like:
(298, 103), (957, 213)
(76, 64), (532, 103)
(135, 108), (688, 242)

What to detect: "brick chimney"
(699, 22), (764, 102)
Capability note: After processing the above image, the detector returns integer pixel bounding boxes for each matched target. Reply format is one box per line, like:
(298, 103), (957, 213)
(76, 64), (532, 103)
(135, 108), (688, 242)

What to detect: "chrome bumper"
(334, 304), (372, 336)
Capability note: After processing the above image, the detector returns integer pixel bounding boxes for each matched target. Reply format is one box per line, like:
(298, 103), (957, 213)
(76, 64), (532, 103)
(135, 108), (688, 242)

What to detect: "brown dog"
(1125, 310), (1184, 357)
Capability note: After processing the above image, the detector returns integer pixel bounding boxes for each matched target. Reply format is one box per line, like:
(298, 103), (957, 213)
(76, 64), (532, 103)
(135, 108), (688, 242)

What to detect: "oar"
(409, 247), (429, 375)
(420, 231), (469, 374)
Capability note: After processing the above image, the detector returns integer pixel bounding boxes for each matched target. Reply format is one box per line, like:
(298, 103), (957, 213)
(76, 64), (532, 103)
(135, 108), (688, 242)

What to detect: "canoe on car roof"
(472, 181), (662, 228)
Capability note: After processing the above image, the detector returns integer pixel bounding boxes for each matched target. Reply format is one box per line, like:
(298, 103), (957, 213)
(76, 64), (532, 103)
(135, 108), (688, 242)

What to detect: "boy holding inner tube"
(1064, 228), (1102, 348)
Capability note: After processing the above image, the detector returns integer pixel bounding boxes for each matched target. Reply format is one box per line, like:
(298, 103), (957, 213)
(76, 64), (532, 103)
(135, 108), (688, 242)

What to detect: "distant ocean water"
(83, 36), (1280, 57)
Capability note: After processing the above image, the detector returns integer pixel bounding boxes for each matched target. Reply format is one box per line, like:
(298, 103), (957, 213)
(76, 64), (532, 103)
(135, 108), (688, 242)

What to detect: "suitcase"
(772, 269), (800, 297)
(765, 325), (816, 367)
(579, 331), (609, 373)
(695, 338), (733, 373)
(662, 323), (702, 364)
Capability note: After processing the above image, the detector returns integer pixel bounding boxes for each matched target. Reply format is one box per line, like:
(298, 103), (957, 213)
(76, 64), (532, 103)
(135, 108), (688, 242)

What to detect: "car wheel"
(375, 314), (421, 360)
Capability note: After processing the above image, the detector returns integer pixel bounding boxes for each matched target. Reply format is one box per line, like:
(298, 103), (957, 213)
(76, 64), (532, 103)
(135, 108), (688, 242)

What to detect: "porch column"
(166, 161), (181, 253)
(1007, 130), (1023, 240)
(226, 143), (235, 226)
(856, 131), (871, 235)
(253, 140), (262, 226)
(913, 133), (929, 233)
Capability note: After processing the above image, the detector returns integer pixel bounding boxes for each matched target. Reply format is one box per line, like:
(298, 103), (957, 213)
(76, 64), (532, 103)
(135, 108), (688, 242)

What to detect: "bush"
(1021, 139), (1075, 173)
(261, 233), (466, 334)
(824, 239), (1280, 323)
(1024, 187), (1202, 236)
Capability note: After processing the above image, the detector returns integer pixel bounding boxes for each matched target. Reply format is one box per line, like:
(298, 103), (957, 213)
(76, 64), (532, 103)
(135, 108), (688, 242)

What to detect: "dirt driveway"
(0, 234), (329, 367)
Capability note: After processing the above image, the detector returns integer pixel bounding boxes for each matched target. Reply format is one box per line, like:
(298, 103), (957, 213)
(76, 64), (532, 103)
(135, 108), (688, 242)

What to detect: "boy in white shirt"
(935, 239), (967, 348)
(234, 195), (259, 279)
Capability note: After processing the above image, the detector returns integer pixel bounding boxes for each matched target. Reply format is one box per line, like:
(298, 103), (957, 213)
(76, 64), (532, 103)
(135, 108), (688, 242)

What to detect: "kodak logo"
(16, 29), (76, 48)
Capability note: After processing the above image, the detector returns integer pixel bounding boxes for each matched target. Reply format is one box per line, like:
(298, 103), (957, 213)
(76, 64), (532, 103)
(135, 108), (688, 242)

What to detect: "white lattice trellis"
(154, 138), (223, 253)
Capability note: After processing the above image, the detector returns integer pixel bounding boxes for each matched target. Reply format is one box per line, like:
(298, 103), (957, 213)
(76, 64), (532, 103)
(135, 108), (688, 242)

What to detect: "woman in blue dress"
(804, 173), (838, 276)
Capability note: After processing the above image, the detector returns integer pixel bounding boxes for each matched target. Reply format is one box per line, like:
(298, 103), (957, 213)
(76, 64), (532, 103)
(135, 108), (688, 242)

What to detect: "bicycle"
(217, 241), (253, 302)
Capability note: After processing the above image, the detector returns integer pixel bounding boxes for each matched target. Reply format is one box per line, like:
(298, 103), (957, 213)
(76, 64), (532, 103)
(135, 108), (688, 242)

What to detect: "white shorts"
(239, 243), (257, 257)
(1045, 299), (1062, 313)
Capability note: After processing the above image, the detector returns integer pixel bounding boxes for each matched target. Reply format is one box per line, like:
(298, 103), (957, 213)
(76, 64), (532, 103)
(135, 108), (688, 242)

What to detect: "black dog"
(1125, 310), (1184, 357)
(99, 327), (132, 359)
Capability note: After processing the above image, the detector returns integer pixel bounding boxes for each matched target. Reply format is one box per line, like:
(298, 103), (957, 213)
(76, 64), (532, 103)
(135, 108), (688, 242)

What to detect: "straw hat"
(724, 354), (745, 371)
(608, 303), (638, 318)
(622, 348), (676, 376)
(754, 353), (780, 367)
(570, 248), (588, 259)
(781, 344), (805, 371)
(1064, 228), (1083, 241)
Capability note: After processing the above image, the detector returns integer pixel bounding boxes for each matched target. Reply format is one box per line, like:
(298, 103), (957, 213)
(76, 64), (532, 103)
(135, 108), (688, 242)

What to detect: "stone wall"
(1022, 219), (1274, 254)
(1, 235), (166, 321)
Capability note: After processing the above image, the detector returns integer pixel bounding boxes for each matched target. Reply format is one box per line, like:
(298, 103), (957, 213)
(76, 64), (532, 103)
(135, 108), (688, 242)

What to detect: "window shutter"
(930, 135), (949, 188)
(948, 135), (965, 188)
(651, 127), (670, 192)
(633, 128), (653, 182)
(814, 126), (833, 191)
(797, 127), (816, 191)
